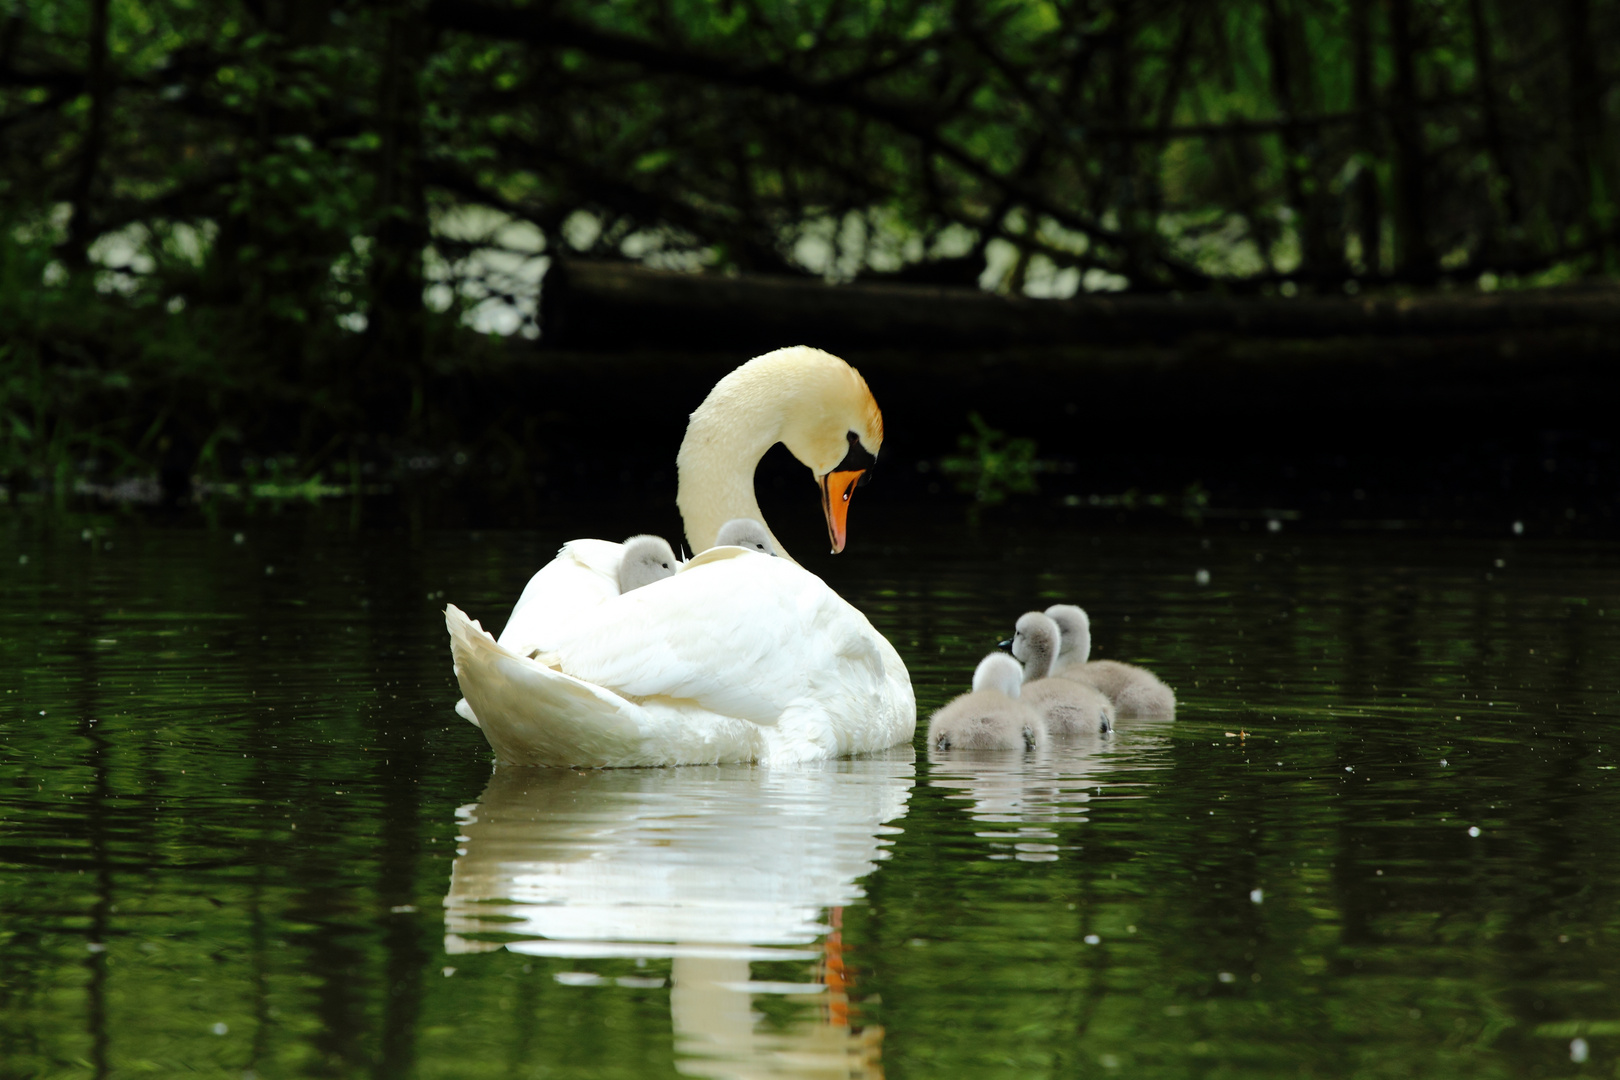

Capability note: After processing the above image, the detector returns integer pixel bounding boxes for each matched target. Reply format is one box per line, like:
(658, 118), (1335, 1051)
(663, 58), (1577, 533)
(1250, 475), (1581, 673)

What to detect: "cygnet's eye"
(661, 562), (671, 569)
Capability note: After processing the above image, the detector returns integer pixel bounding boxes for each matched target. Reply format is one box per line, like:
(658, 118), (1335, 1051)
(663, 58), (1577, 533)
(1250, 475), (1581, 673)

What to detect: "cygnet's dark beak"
(1100, 713), (1113, 734)
(997, 638), (1013, 650)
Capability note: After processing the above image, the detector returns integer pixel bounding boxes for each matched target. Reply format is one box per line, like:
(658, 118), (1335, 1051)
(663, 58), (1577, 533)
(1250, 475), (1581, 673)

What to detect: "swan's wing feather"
(448, 604), (651, 766)
(554, 556), (885, 726)
(497, 539), (624, 656)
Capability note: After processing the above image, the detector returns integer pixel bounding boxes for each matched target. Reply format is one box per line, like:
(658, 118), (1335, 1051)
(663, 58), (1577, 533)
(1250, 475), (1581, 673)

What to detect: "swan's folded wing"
(497, 539), (625, 657)
(552, 556), (886, 725)
(447, 604), (650, 766)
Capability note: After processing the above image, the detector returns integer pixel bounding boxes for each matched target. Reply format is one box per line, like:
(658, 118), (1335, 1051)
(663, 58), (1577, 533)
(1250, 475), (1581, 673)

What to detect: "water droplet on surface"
(1571, 1038), (1589, 1063)
(1195, 568), (1210, 585)
(1250, 888), (1264, 903)
(1468, 826), (1481, 837)
(212, 1022), (228, 1035)
(553, 971), (602, 986)
(1084, 934), (1101, 945)
(1217, 971), (1235, 983)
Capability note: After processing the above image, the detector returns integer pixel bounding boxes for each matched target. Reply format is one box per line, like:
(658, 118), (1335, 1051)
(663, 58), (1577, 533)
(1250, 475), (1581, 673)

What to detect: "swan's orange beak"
(820, 470), (866, 554)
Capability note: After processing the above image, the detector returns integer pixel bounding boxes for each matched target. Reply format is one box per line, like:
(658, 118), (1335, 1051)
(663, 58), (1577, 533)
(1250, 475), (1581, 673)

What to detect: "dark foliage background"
(2, 0), (1617, 503)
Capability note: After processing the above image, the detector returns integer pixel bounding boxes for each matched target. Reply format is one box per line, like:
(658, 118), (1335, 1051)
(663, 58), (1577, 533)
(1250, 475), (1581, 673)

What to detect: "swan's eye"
(661, 562), (670, 569)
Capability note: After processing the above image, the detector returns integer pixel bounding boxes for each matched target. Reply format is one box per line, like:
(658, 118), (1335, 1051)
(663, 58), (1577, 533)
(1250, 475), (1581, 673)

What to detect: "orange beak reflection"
(820, 470), (866, 554)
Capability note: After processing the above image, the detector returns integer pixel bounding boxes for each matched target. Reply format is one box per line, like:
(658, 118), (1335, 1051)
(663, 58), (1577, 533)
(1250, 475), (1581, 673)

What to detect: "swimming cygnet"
(1010, 612), (1115, 736)
(927, 653), (1048, 751)
(714, 517), (775, 555)
(1044, 604), (1176, 717)
(617, 535), (678, 593)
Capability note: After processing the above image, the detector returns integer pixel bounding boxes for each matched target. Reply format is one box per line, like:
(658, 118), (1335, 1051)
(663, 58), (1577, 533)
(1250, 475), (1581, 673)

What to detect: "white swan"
(445, 346), (916, 767)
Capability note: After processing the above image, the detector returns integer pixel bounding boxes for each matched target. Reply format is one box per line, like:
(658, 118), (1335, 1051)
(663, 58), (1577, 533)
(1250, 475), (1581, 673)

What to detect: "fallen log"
(539, 259), (1620, 352)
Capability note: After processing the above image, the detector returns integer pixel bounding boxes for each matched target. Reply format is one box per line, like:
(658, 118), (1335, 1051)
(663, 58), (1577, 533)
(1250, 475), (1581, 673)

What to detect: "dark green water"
(2, 512), (1618, 1079)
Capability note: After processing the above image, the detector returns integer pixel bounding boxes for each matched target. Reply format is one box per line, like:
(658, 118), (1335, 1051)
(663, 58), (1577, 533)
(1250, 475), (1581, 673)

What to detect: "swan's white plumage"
(447, 346), (914, 767)
(453, 538), (632, 726)
(448, 548), (913, 767)
(498, 539), (627, 658)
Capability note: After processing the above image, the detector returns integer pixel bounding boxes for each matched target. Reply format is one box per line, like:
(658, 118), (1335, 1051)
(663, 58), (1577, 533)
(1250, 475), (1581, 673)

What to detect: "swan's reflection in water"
(445, 750), (914, 1079)
(928, 717), (1176, 859)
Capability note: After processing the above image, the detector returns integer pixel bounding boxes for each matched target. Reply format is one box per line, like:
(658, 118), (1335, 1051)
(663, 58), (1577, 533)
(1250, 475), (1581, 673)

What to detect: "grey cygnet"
(1010, 611), (1116, 736)
(617, 535), (678, 593)
(1044, 604), (1176, 717)
(928, 653), (1048, 751)
(715, 517), (776, 555)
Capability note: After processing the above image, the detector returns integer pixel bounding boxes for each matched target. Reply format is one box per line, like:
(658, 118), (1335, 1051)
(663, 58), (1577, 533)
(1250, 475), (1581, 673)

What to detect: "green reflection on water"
(1, 516), (1617, 1078)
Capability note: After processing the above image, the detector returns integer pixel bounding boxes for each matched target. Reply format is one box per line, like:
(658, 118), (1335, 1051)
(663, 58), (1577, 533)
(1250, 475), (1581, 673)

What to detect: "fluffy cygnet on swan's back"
(927, 653), (1047, 751)
(714, 517), (775, 555)
(616, 535), (679, 593)
(1010, 612), (1114, 735)
(1044, 604), (1176, 716)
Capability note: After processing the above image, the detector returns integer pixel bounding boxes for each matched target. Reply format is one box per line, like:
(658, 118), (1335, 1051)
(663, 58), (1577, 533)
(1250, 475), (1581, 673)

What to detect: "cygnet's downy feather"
(617, 535), (678, 593)
(1044, 604), (1176, 717)
(927, 653), (1047, 751)
(1010, 611), (1115, 736)
(715, 518), (776, 555)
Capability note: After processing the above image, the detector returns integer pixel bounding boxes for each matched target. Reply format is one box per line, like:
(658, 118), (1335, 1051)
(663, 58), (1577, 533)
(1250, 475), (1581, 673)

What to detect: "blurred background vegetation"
(2, 0), (1617, 507)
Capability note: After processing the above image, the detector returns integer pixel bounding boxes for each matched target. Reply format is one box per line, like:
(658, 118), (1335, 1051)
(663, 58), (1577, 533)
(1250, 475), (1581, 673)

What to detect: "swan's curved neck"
(675, 356), (800, 561)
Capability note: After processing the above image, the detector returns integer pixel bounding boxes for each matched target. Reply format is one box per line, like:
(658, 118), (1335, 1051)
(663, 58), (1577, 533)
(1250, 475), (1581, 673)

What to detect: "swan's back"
(927, 693), (1046, 751)
(456, 550), (915, 764)
(1022, 678), (1114, 736)
(1062, 659), (1176, 716)
(496, 539), (626, 660)
(927, 654), (1046, 751)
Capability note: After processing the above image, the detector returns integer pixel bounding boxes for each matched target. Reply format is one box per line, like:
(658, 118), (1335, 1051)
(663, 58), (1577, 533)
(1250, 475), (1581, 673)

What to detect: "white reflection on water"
(444, 750), (914, 1079)
(927, 716), (1176, 836)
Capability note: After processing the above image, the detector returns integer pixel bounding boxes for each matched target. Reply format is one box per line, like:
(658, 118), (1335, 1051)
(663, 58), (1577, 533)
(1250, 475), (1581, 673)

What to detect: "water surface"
(2, 514), (1618, 1078)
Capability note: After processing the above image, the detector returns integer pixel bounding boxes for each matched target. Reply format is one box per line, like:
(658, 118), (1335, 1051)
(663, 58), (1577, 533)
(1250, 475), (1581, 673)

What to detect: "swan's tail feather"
(445, 604), (648, 767)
